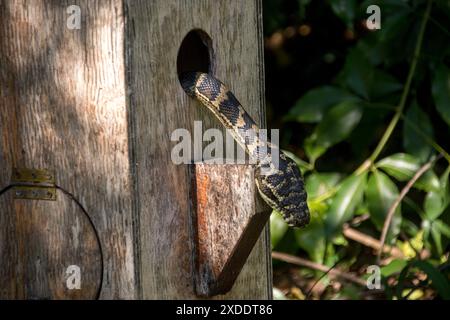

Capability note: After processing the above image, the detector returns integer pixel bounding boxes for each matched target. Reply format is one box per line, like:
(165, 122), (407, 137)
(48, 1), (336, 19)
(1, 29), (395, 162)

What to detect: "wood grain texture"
(126, 0), (272, 299)
(0, 0), (135, 299)
(0, 188), (102, 299)
(192, 164), (271, 296)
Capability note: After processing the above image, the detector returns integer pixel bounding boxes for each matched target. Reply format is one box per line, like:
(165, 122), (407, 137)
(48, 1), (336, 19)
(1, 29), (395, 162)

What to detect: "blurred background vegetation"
(263, 0), (450, 300)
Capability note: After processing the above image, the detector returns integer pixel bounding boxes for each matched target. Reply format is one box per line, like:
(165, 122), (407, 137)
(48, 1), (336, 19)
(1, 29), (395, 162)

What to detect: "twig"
(349, 213), (370, 225)
(355, 0), (433, 173)
(343, 225), (404, 259)
(428, 15), (450, 37)
(306, 255), (345, 299)
(377, 155), (441, 263)
(272, 251), (367, 287)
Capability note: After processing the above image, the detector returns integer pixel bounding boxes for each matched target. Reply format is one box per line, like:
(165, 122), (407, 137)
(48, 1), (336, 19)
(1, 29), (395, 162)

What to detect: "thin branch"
(349, 213), (370, 226)
(306, 256), (345, 299)
(272, 251), (367, 287)
(428, 15), (450, 37)
(308, 186), (338, 205)
(377, 155), (441, 263)
(343, 225), (404, 259)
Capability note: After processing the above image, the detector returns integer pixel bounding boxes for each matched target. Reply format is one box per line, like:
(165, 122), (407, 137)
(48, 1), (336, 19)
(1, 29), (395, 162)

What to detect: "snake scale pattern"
(181, 72), (310, 228)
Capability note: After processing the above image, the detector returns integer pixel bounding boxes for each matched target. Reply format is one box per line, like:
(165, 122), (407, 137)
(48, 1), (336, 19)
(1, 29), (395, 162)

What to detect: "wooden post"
(0, 0), (271, 299)
(191, 165), (271, 297)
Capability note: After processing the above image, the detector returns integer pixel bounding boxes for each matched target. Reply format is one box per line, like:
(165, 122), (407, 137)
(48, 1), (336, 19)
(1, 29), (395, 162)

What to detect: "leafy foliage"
(265, 0), (450, 300)
(325, 172), (367, 237)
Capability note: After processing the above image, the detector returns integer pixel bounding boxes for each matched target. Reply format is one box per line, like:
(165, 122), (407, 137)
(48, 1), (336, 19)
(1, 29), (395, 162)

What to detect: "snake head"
(255, 153), (310, 228)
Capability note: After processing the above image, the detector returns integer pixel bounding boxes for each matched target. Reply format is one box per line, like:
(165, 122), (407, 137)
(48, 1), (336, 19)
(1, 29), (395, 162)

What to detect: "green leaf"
(294, 220), (326, 263)
(286, 86), (359, 123)
(432, 64), (450, 126)
(422, 218), (432, 246)
(369, 69), (403, 100)
(380, 259), (407, 277)
(403, 101), (434, 162)
(402, 218), (420, 238)
(282, 150), (311, 173)
(355, 36), (385, 67)
(305, 172), (342, 199)
(378, 10), (411, 43)
(431, 221), (443, 256)
(336, 47), (402, 100)
(377, 153), (420, 180)
(377, 153), (440, 192)
(425, 191), (446, 221)
(328, 0), (356, 28)
(305, 101), (363, 161)
(304, 139), (326, 163)
(424, 166), (450, 220)
(366, 170), (401, 242)
(431, 219), (450, 256)
(415, 170), (440, 193)
(325, 172), (367, 237)
(270, 211), (289, 249)
(376, 9), (415, 66)
(336, 49), (372, 99)
(435, 219), (450, 238)
(347, 104), (392, 156)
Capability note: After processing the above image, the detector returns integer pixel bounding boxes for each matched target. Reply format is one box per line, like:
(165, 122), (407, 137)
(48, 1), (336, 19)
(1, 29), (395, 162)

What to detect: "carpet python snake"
(181, 72), (310, 228)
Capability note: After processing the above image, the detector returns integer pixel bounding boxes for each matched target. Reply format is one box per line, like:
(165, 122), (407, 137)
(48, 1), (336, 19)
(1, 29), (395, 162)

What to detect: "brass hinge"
(11, 168), (56, 201)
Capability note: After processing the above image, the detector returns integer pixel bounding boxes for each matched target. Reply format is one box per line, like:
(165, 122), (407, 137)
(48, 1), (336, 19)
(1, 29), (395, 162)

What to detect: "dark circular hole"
(177, 29), (214, 81)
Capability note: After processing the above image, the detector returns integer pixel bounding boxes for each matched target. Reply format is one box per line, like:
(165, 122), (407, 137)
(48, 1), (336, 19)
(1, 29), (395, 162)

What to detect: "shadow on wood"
(191, 164), (271, 297)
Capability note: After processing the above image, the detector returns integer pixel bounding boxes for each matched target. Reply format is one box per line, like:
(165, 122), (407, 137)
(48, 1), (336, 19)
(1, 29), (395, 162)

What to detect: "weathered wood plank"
(0, 188), (102, 299)
(127, 0), (272, 299)
(0, 0), (135, 299)
(192, 164), (271, 297)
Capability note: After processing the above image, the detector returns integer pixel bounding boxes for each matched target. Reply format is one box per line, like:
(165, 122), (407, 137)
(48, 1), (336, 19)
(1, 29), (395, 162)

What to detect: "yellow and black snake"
(180, 72), (310, 228)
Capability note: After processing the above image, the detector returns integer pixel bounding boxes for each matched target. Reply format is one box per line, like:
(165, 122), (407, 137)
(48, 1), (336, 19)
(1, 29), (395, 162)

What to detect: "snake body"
(180, 72), (310, 228)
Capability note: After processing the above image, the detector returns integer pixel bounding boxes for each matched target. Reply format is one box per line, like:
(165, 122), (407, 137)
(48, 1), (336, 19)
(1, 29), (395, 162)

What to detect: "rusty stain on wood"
(191, 164), (271, 296)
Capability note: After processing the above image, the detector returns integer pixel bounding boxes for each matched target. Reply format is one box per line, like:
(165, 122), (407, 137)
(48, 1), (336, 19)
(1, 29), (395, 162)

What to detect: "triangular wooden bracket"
(190, 164), (271, 297)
